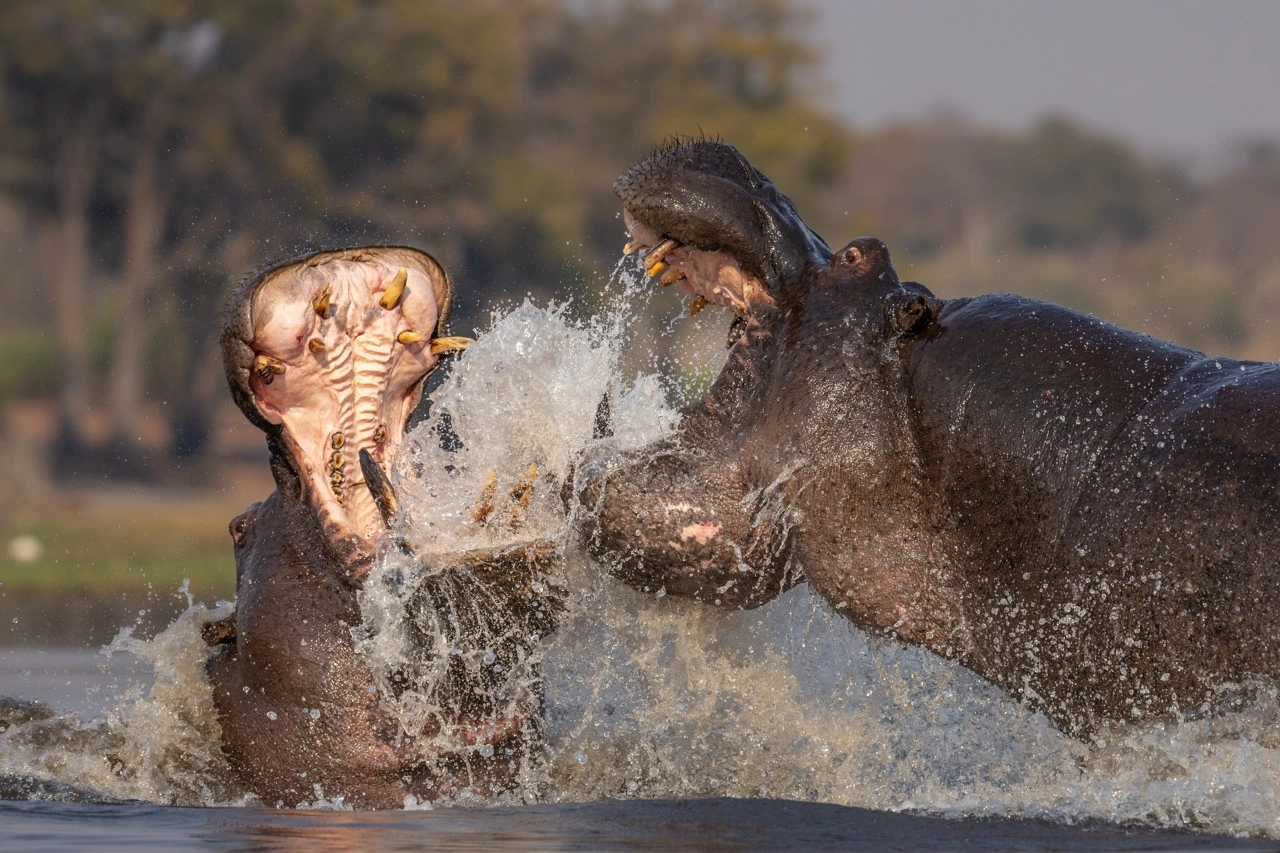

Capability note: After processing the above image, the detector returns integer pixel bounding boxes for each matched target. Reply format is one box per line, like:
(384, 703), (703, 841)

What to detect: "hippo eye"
(842, 245), (863, 265)
(229, 511), (254, 546)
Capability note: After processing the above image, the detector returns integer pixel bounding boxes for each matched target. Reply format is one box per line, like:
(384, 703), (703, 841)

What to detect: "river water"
(3, 271), (1280, 850)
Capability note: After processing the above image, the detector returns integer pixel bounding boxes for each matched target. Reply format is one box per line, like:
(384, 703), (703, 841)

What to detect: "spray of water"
(3, 263), (1280, 834)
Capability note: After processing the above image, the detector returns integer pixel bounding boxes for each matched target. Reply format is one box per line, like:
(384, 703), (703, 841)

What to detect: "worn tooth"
(313, 283), (332, 318)
(645, 238), (679, 267)
(623, 239), (642, 255)
(397, 329), (423, 345)
(474, 470), (499, 525)
(380, 267), (408, 310)
(329, 469), (345, 488)
(659, 267), (685, 287)
(254, 355), (285, 383)
(307, 337), (326, 353)
(329, 451), (345, 471)
(373, 425), (387, 445)
(331, 432), (345, 450)
(646, 260), (670, 278)
(358, 449), (400, 526)
(689, 296), (709, 316)
(428, 335), (474, 356)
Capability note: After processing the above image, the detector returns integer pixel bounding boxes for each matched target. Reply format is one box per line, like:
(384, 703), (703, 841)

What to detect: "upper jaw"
(614, 142), (832, 316)
(221, 246), (470, 558)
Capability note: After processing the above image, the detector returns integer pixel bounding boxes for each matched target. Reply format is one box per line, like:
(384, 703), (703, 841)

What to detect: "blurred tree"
(1005, 116), (1178, 250)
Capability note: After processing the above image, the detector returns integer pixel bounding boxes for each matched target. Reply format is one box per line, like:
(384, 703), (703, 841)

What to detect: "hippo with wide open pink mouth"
(206, 246), (562, 808)
(580, 139), (1280, 738)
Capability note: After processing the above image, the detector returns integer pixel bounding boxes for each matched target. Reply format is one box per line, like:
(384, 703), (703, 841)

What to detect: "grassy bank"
(0, 486), (257, 600)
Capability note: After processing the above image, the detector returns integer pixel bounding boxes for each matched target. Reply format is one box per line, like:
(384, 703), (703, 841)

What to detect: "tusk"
(379, 267), (408, 310)
(646, 260), (670, 278)
(313, 283), (332, 318)
(689, 296), (709, 316)
(358, 449), (400, 526)
(429, 336), (474, 356)
(254, 354), (285, 383)
(645, 238), (679, 267)
(623, 240), (643, 255)
(397, 330), (423, 345)
(659, 267), (685, 287)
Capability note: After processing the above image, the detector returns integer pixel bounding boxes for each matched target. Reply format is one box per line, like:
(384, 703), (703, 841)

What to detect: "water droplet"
(266, 711), (278, 721)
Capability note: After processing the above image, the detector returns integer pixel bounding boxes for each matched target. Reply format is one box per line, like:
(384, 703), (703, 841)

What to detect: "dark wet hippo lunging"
(580, 140), (1280, 737)
(208, 247), (562, 807)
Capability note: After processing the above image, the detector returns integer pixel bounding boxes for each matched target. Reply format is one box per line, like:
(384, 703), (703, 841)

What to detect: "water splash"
(3, 265), (1280, 835)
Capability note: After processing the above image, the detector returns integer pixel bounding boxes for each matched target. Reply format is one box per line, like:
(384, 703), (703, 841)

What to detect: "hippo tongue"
(225, 247), (463, 549)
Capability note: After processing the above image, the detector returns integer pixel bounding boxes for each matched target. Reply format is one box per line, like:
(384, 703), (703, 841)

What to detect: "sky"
(807, 0), (1280, 163)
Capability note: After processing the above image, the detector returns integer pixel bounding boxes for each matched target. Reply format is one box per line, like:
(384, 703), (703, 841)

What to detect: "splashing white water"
(4, 268), (1280, 835)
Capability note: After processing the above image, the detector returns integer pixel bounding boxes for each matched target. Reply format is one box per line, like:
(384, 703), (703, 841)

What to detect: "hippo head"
(219, 247), (470, 577)
(613, 139), (832, 318)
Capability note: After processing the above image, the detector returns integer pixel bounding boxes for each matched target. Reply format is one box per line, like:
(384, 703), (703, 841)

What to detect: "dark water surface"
(3, 797), (1276, 853)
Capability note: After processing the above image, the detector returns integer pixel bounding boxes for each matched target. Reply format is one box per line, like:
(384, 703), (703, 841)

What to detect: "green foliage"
(0, 329), (60, 403)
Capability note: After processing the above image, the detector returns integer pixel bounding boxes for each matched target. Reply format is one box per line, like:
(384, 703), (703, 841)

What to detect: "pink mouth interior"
(246, 249), (448, 545)
(623, 210), (765, 316)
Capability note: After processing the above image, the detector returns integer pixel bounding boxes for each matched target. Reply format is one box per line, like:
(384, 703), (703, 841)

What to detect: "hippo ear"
(890, 290), (937, 337)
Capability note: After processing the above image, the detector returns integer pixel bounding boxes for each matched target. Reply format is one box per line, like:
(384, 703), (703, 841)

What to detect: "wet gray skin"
(582, 139), (1280, 737)
(208, 246), (563, 808)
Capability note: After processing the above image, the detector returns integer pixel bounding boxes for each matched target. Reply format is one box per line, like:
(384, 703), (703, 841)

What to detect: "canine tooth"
(623, 240), (642, 255)
(646, 260), (670, 278)
(379, 267), (408, 310)
(659, 267), (685, 287)
(313, 283), (332, 318)
(358, 449), (400, 525)
(645, 238), (679, 267)
(254, 355), (285, 383)
(397, 330), (423, 345)
(689, 296), (709, 316)
(307, 337), (326, 353)
(428, 336), (474, 356)
(474, 470), (499, 525)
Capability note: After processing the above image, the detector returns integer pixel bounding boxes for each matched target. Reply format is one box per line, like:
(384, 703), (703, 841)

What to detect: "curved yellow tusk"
(428, 336), (474, 356)
(313, 283), (332, 318)
(379, 267), (408, 310)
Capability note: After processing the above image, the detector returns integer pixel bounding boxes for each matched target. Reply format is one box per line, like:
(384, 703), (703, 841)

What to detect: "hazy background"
(1, 0), (1277, 634)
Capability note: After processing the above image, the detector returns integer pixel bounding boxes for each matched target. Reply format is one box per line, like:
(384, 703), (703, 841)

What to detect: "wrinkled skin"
(581, 140), (1280, 737)
(207, 246), (562, 808)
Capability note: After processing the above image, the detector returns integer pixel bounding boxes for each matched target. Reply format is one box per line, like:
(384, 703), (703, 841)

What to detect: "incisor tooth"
(690, 296), (709, 316)
(659, 267), (685, 287)
(623, 240), (642, 255)
(646, 260), (670, 278)
(254, 355), (285, 382)
(645, 238), (679, 267)
(379, 267), (408, 310)
(308, 337), (325, 353)
(397, 330), (423, 345)
(313, 283), (332, 318)
(428, 336), (474, 356)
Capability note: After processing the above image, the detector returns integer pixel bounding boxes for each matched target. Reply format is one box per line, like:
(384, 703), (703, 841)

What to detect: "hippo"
(207, 246), (563, 808)
(578, 140), (1280, 738)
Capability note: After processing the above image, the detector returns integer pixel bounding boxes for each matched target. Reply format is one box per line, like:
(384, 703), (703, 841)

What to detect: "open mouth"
(620, 209), (760, 319)
(222, 247), (471, 549)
